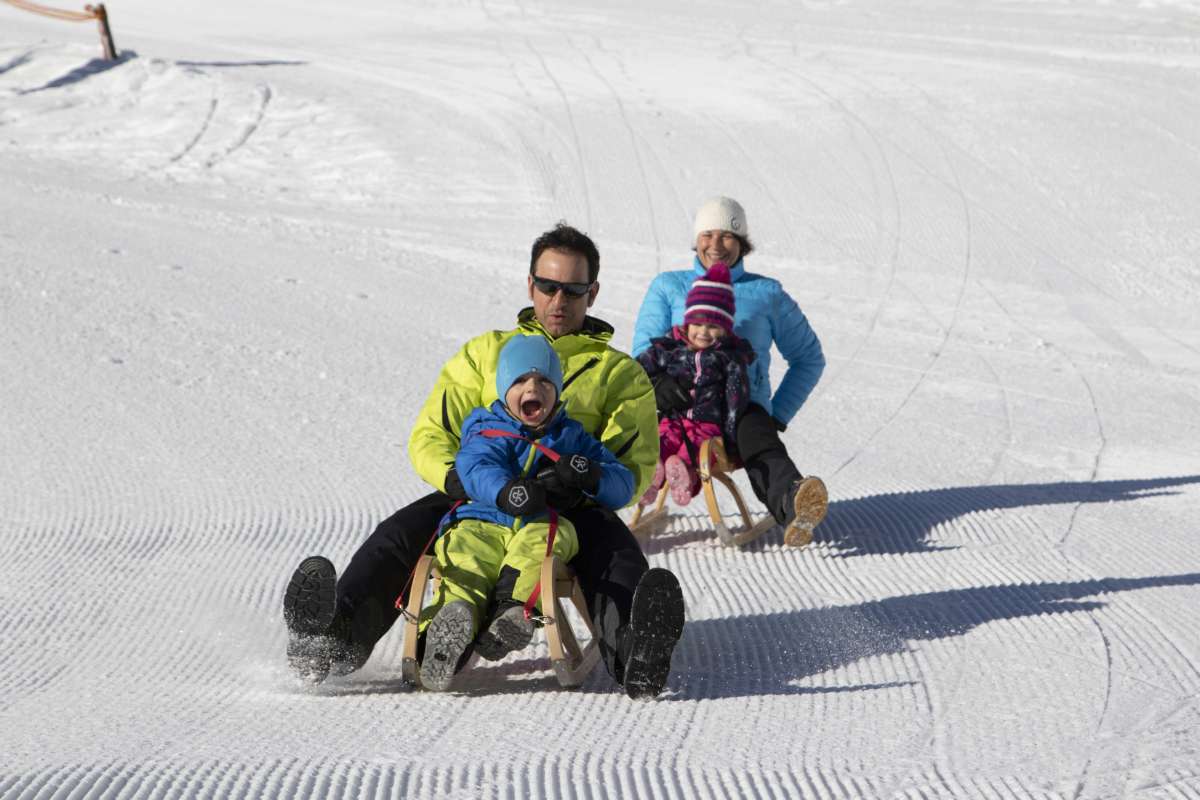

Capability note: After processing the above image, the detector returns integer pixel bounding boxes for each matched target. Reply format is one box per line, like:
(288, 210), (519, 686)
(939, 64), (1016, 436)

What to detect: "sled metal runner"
(629, 437), (776, 547)
(400, 553), (600, 690)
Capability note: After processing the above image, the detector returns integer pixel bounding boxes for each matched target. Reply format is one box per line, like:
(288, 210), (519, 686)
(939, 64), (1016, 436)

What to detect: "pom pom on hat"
(693, 196), (749, 239)
(684, 262), (736, 333)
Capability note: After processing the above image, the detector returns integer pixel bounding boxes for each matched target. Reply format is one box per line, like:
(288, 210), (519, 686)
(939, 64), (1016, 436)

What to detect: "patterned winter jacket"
(635, 326), (756, 446)
(632, 256), (825, 425)
(452, 399), (635, 529)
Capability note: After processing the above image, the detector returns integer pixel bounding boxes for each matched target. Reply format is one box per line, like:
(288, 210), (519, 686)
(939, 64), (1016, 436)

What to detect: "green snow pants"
(419, 516), (579, 634)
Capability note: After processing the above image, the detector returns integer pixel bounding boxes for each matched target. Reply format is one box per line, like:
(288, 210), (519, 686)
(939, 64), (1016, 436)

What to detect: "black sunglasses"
(532, 275), (593, 298)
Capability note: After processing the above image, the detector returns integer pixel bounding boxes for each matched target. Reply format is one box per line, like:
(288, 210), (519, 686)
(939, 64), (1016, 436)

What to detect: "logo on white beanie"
(693, 196), (749, 239)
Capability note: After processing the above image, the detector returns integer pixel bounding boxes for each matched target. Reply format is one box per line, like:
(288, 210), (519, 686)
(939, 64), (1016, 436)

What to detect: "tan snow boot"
(783, 476), (828, 547)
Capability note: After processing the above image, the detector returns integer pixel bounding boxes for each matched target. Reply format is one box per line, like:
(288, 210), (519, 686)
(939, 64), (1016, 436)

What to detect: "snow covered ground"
(3, 0), (1200, 797)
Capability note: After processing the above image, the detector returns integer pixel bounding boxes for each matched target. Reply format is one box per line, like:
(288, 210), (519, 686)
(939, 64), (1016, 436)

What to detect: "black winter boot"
(474, 601), (534, 662)
(283, 556), (339, 684)
(620, 568), (685, 700)
(420, 600), (476, 691)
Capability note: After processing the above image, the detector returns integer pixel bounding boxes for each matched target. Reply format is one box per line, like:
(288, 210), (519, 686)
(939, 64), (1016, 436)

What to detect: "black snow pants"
(733, 402), (803, 525)
(334, 492), (649, 682)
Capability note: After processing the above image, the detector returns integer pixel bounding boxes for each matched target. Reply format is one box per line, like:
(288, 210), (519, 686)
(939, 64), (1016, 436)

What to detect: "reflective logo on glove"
(508, 485), (529, 508)
(569, 455), (589, 474)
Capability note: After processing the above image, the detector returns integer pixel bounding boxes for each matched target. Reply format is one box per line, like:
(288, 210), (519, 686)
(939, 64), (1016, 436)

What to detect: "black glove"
(651, 374), (691, 415)
(535, 464), (586, 511)
(773, 417), (787, 434)
(554, 453), (601, 494)
(497, 478), (547, 517)
(443, 466), (469, 500)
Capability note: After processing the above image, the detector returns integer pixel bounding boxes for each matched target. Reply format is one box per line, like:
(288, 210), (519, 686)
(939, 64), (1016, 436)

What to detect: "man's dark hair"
(530, 223), (600, 283)
(691, 234), (754, 259)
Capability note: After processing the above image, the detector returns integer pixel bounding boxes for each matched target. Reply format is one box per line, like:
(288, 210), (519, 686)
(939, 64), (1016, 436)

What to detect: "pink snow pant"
(658, 417), (723, 495)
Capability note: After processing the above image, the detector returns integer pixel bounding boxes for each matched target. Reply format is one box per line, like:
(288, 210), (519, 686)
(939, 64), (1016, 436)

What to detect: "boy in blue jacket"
(633, 196), (828, 546)
(419, 334), (635, 691)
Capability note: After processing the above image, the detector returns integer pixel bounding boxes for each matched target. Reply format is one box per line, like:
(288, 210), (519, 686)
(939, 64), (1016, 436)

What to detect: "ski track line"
(590, 36), (693, 259)
(523, 38), (593, 230)
(573, 38), (664, 274)
(893, 60), (1200, 363)
(746, 48), (904, 401)
(838, 57), (1197, 387)
(203, 83), (271, 169)
(1053, 356), (1106, 550)
(829, 100), (975, 479)
(491, 39), (565, 214)
(163, 89), (217, 168)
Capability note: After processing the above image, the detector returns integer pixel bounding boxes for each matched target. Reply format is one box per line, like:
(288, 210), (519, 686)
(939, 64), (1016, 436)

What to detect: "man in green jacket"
(283, 223), (685, 699)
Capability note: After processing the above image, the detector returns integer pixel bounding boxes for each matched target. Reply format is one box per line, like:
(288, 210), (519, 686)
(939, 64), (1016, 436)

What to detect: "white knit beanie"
(693, 196), (749, 239)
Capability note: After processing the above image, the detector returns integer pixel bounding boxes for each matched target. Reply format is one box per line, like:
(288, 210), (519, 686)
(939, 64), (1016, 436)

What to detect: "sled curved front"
(400, 554), (437, 686)
(698, 438), (775, 547)
(628, 483), (669, 539)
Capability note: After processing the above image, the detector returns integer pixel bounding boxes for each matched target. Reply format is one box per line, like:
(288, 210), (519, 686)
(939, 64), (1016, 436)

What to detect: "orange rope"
(1, 0), (97, 22)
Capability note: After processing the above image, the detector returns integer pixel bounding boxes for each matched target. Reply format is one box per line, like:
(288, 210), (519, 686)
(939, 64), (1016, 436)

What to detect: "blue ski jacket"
(632, 256), (825, 425)
(453, 400), (635, 529)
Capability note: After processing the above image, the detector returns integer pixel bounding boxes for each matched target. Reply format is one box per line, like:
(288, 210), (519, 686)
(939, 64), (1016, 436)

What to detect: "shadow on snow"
(647, 474), (1200, 556)
(661, 571), (1200, 700)
(18, 51), (138, 94)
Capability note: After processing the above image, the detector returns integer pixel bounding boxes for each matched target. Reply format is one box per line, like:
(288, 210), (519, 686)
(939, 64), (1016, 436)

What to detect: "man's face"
(695, 229), (742, 269)
(528, 248), (598, 338)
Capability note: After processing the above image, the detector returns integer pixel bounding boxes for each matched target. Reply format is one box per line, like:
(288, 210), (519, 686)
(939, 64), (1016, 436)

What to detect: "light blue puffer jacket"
(632, 256), (825, 425)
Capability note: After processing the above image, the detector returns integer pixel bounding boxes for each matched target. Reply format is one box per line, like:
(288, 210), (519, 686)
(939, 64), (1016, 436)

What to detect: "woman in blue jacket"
(632, 196), (828, 546)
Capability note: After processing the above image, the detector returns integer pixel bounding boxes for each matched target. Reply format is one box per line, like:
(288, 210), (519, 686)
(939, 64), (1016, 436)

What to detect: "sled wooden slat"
(699, 438), (775, 547)
(628, 437), (775, 547)
(400, 554), (437, 685)
(541, 555), (600, 688)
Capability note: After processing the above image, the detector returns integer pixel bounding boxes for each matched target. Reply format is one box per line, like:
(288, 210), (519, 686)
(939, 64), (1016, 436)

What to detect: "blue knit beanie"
(495, 335), (563, 401)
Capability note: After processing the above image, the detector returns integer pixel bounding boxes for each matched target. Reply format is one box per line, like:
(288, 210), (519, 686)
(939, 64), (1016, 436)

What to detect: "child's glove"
(555, 454), (602, 494)
(651, 374), (691, 415)
(535, 464), (585, 510)
(497, 478), (547, 517)
(442, 466), (470, 500)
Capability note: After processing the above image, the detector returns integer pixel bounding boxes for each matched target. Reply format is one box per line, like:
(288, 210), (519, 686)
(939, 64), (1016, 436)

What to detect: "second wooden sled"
(399, 553), (600, 690)
(629, 437), (776, 547)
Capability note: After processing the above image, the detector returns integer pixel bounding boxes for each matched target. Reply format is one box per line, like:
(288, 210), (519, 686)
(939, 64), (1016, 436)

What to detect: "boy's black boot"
(620, 568), (685, 700)
(474, 601), (534, 662)
(283, 555), (339, 684)
(420, 600), (476, 691)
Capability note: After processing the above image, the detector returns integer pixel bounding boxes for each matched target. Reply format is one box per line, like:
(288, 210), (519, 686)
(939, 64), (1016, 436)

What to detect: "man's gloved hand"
(535, 464), (585, 511)
(651, 374), (691, 415)
(555, 453), (602, 494)
(497, 478), (547, 517)
(443, 466), (469, 500)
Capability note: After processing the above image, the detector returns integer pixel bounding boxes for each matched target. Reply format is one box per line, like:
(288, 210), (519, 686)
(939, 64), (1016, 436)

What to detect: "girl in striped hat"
(635, 263), (756, 506)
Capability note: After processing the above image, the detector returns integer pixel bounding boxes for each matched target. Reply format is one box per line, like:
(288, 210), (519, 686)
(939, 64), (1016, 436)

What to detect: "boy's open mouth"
(521, 399), (543, 418)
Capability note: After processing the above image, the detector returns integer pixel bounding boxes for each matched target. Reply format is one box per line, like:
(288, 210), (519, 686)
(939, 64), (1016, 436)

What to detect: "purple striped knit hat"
(684, 262), (736, 333)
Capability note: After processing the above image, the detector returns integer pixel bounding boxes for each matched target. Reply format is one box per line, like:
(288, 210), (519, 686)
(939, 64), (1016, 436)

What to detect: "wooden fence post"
(88, 3), (117, 60)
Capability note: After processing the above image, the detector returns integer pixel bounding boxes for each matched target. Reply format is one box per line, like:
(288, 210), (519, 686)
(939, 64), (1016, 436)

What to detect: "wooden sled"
(629, 437), (776, 547)
(400, 553), (600, 690)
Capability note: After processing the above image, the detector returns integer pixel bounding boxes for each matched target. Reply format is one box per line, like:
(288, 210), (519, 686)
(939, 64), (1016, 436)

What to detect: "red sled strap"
(478, 428), (560, 462)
